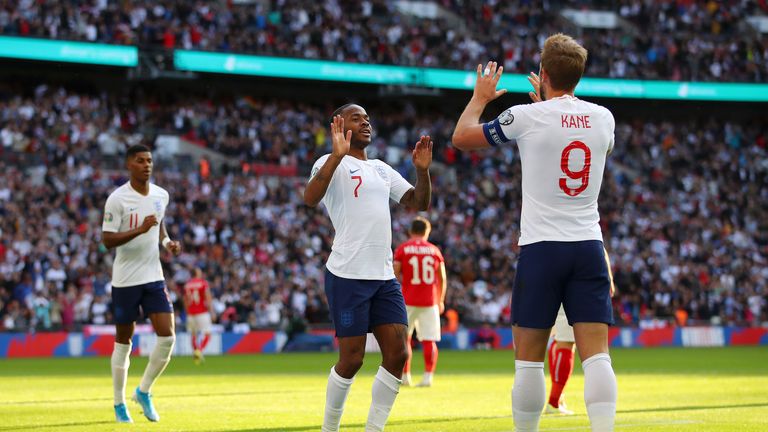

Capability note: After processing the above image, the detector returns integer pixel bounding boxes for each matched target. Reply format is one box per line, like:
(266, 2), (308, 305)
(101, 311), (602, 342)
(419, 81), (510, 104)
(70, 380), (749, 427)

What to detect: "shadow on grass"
(618, 401), (768, 414)
(0, 420), (113, 431)
(212, 415), (509, 432)
(1, 389), (305, 406)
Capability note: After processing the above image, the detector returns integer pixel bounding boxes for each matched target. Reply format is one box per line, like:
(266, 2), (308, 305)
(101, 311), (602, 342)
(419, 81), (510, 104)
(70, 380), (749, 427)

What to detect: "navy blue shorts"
(512, 240), (614, 329)
(112, 281), (173, 325)
(324, 269), (408, 338)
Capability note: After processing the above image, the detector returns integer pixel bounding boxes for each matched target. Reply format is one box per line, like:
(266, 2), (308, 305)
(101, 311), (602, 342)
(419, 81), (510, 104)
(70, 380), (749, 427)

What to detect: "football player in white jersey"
(452, 34), (618, 432)
(304, 104), (433, 432)
(102, 144), (181, 423)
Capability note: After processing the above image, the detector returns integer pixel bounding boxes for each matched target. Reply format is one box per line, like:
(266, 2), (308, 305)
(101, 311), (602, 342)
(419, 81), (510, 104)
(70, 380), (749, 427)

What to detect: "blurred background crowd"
(0, 0), (766, 333)
(0, 84), (766, 332)
(0, 0), (766, 82)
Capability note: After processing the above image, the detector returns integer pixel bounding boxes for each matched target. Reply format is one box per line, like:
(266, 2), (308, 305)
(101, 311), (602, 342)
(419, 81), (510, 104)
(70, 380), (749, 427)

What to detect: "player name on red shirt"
(561, 114), (591, 129)
(394, 239), (444, 307)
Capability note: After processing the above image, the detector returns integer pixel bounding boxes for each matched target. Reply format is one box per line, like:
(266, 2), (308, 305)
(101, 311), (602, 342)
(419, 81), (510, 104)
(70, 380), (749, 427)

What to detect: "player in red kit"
(393, 217), (446, 387)
(183, 268), (213, 364)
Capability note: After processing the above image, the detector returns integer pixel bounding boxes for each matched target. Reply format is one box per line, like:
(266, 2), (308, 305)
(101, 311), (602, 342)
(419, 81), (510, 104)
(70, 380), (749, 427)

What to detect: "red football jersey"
(394, 238), (444, 307)
(184, 278), (209, 315)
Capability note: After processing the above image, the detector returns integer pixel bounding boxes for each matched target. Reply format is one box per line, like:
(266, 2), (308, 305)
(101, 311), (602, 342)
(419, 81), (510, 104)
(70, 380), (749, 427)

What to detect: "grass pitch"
(1, 346), (766, 431)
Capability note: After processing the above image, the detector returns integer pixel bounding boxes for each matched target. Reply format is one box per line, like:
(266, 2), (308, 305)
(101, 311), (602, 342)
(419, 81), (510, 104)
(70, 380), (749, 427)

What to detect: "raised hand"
(330, 115), (351, 159)
(472, 61), (507, 105)
(527, 72), (542, 102)
(412, 135), (433, 171)
(165, 240), (182, 255)
(139, 215), (158, 234)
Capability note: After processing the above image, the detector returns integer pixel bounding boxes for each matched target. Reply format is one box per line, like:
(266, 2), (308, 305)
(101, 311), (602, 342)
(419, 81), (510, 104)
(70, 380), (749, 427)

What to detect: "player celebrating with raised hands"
(102, 144), (181, 423)
(305, 104), (433, 432)
(452, 34), (618, 432)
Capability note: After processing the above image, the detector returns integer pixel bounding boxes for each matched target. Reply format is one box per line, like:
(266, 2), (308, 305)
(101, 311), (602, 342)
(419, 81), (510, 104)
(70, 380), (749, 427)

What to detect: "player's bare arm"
(437, 262), (447, 314)
(393, 261), (403, 282)
(160, 221), (181, 255)
(102, 214), (158, 249)
(304, 115), (351, 207)
(452, 61), (508, 151)
(205, 287), (215, 317)
(604, 247), (616, 297)
(399, 135), (432, 211)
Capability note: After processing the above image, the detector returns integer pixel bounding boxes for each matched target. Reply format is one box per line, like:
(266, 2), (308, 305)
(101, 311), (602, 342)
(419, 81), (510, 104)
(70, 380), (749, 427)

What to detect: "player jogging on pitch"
(184, 268), (214, 364)
(304, 104), (433, 432)
(393, 216), (446, 387)
(102, 144), (181, 423)
(452, 34), (618, 431)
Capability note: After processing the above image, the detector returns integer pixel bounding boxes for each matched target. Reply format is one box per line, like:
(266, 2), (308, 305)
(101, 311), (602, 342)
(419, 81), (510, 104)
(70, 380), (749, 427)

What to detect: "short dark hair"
(126, 144), (151, 159)
(330, 103), (356, 123)
(409, 216), (431, 235)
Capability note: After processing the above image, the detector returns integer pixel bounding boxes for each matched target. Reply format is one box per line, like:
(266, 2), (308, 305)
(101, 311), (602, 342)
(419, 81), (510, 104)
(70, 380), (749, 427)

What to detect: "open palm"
(412, 135), (433, 170)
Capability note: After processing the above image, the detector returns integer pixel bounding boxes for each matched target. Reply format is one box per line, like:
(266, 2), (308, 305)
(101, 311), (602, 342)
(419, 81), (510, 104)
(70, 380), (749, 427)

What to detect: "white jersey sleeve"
(481, 96), (615, 245)
(311, 154), (407, 280)
(481, 104), (536, 146)
(384, 163), (413, 202)
(102, 193), (122, 233)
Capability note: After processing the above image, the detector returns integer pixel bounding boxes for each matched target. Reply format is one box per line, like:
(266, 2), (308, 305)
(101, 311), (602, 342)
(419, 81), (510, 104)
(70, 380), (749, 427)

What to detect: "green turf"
(1, 347), (766, 431)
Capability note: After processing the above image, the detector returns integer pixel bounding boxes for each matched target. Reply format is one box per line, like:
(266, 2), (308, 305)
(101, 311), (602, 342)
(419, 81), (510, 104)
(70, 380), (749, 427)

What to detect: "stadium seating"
(0, 1), (766, 82)
(1, 86), (766, 332)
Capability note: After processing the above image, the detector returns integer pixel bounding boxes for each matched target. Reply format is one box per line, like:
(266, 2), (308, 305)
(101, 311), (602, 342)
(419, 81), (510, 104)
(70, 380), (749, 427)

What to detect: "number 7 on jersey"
(351, 175), (362, 197)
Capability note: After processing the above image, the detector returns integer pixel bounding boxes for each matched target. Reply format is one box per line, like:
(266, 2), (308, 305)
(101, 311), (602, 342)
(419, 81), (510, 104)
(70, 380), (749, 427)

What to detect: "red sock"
(199, 334), (211, 351)
(404, 337), (412, 374)
(423, 341), (438, 373)
(547, 340), (557, 375)
(191, 333), (198, 350)
(548, 347), (575, 407)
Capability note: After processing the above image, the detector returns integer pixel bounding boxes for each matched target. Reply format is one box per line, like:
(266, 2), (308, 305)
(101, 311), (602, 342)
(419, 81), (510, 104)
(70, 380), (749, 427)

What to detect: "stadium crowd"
(0, 85), (766, 333)
(0, 0), (766, 82)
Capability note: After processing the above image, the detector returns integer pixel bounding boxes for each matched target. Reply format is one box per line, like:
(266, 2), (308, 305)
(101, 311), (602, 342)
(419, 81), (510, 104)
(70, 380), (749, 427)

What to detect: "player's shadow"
(0, 420), (113, 431)
(221, 415), (508, 431)
(618, 401), (768, 414)
(1, 389), (301, 405)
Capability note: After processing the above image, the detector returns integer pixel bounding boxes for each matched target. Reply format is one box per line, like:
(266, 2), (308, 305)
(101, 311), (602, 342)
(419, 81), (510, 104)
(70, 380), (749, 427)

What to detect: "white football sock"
(139, 335), (175, 393)
(583, 353), (617, 432)
(111, 342), (131, 405)
(512, 360), (545, 432)
(365, 366), (401, 432)
(421, 371), (433, 383)
(322, 366), (354, 432)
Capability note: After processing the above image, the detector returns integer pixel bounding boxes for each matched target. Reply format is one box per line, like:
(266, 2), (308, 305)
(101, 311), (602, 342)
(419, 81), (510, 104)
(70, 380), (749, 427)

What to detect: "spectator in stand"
(1, 0), (766, 82)
(0, 86), (766, 333)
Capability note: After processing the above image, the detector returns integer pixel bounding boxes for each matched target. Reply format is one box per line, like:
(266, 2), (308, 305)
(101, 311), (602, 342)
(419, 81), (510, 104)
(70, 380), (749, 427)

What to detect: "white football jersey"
(311, 154), (413, 280)
(483, 95), (615, 246)
(102, 182), (169, 287)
